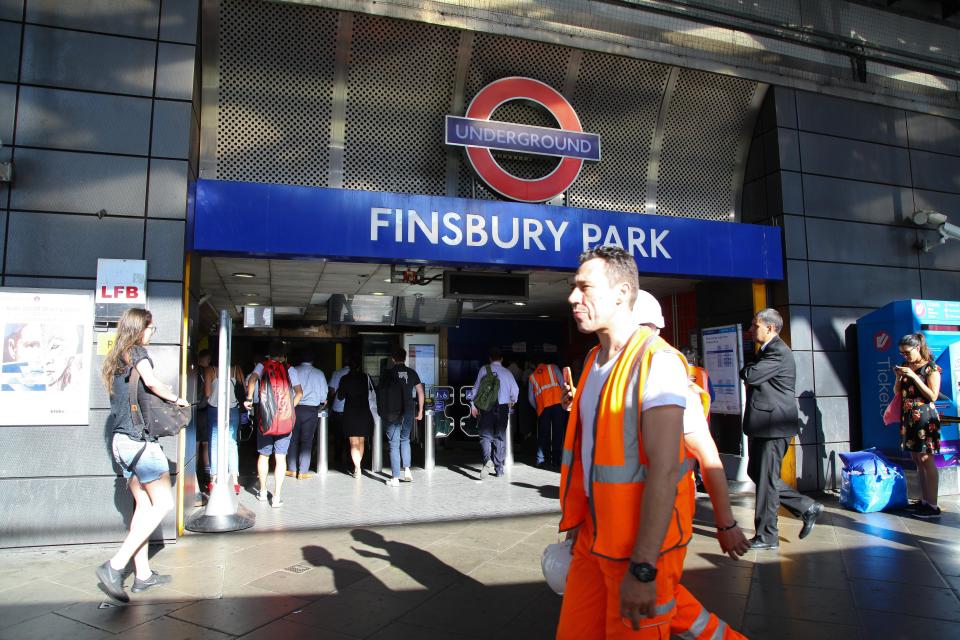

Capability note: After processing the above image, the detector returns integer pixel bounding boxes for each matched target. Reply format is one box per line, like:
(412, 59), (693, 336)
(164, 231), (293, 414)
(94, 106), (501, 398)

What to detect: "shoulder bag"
(129, 366), (190, 438)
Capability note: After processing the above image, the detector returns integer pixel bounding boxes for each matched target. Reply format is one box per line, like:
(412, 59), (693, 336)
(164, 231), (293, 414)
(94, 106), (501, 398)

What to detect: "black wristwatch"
(628, 561), (657, 583)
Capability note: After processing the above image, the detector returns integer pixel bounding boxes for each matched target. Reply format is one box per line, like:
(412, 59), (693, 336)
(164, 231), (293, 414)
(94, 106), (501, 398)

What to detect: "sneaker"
(95, 561), (129, 603)
(386, 477), (400, 487)
(298, 472), (314, 480)
(271, 497), (284, 508)
(402, 468), (413, 482)
(255, 488), (268, 502)
(206, 481), (214, 494)
(233, 483), (240, 496)
(131, 571), (172, 593)
(479, 460), (492, 480)
(915, 503), (942, 518)
(284, 470), (297, 478)
(352, 468), (361, 479)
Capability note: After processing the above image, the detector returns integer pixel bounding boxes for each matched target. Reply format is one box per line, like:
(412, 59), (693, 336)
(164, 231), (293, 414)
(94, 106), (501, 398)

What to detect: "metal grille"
(458, 33), (571, 200)
(342, 15), (459, 194)
(568, 52), (671, 213)
(216, 0), (337, 185)
(656, 69), (759, 221)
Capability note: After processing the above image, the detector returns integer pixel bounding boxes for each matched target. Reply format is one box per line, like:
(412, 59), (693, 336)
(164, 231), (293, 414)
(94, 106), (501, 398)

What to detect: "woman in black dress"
(894, 333), (943, 518)
(337, 358), (374, 478)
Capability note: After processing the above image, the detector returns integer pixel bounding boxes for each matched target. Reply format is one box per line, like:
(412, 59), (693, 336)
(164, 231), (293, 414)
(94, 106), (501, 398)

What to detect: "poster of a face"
(0, 290), (93, 425)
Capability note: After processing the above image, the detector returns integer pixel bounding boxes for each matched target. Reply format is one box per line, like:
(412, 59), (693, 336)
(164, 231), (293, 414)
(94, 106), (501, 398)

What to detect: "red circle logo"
(875, 331), (892, 352)
(914, 302), (927, 317)
(463, 77), (585, 203)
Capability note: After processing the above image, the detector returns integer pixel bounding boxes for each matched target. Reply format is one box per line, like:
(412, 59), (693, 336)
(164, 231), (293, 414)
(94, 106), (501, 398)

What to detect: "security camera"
(912, 209), (948, 226)
(939, 221), (960, 242)
(913, 209), (960, 252)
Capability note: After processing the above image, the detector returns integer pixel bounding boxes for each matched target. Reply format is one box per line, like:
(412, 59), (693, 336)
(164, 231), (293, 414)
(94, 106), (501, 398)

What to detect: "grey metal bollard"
(371, 414), (382, 473)
(317, 408), (328, 475)
(505, 410), (514, 469)
(424, 409), (435, 472)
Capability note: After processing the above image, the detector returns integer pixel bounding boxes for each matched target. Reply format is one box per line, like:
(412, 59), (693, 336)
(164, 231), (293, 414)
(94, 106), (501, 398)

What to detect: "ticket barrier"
(457, 386), (513, 469)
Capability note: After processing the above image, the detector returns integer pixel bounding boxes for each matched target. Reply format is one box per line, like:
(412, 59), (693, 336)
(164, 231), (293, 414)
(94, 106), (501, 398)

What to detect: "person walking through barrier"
(287, 350), (328, 480)
(470, 347), (519, 479)
(379, 347), (424, 486)
(245, 341), (302, 508)
(96, 308), (188, 602)
(528, 358), (566, 468)
(337, 355), (375, 479)
(205, 356), (243, 495)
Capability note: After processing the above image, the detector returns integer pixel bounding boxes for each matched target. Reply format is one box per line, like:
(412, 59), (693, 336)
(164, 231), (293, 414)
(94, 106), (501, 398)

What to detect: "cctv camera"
(912, 209), (948, 226)
(940, 221), (960, 242)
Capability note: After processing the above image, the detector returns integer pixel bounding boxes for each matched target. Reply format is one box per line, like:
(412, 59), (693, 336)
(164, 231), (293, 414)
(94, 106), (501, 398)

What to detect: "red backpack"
(257, 359), (294, 436)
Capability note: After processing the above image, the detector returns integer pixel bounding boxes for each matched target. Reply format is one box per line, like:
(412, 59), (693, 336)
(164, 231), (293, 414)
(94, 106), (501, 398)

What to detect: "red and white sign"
(914, 301), (927, 317)
(874, 330), (891, 352)
(96, 259), (147, 304)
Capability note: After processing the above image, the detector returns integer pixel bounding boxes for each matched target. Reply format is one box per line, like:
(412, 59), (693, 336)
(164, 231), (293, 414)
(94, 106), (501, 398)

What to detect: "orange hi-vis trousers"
(556, 519), (746, 639)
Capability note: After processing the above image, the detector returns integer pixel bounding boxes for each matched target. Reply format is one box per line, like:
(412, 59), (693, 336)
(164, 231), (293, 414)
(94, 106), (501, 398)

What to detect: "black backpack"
(378, 368), (406, 423)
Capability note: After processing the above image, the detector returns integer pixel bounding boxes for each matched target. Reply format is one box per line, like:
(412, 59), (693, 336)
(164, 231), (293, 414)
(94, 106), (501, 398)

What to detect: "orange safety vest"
(559, 328), (696, 619)
(530, 363), (563, 415)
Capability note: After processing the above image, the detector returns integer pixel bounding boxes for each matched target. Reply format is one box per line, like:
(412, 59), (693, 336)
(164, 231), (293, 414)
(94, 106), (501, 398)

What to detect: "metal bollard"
(371, 414), (382, 473)
(505, 410), (514, 469)
(317, 408), (328, 475)
(424, 409), (435, 472)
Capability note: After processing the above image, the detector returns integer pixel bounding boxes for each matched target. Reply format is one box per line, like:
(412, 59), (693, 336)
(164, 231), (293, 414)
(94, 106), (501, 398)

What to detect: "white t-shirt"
(683, 386), (709, 437)
(580, 349), (688, 495)
(328, 366), (350, 413)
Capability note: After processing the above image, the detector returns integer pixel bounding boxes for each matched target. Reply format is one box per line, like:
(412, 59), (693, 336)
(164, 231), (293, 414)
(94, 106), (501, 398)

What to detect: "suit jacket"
(739, 335), (799, 439)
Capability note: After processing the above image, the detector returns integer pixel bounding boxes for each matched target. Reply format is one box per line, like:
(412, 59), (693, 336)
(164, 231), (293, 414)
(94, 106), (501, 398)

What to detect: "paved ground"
(1, 460), (960, 639)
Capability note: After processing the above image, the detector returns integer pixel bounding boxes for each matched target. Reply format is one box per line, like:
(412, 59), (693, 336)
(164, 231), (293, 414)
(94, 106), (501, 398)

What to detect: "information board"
(701, 324), (745, 416)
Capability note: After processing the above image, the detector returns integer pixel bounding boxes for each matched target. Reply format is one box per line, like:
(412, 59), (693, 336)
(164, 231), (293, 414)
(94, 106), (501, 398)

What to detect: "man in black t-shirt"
(382, 347), (424, 486)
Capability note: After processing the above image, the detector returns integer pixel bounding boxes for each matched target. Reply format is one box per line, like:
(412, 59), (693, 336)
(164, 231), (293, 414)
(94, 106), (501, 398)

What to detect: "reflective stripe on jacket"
(558, 326), (696, 562)
(529, 364), (563, 415)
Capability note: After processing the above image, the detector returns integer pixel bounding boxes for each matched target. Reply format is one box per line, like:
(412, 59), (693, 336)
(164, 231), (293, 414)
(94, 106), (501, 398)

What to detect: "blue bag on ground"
(838, 448), (908, 513)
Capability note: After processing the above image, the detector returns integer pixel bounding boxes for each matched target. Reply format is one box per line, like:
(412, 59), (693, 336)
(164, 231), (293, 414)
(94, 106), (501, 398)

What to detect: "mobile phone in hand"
(563, 366), (573, 389)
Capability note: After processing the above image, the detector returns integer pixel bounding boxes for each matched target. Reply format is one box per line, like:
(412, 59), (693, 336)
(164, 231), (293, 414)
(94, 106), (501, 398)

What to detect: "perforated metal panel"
(568, 52), (671, 213)
(342, 15), (459, 194)
(216, 0), (337, 185)
(656, 69), (759, 220)
(458, 33), (572, 200)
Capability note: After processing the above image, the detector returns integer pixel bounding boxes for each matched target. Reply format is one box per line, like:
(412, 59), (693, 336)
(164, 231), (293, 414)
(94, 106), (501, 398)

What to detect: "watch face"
(630, 562), (656, 582)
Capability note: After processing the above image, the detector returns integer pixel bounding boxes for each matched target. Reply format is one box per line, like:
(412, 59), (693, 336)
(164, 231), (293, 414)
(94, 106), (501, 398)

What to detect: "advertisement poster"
(0, 289), (94, 425)
(701, 324), (745, 416)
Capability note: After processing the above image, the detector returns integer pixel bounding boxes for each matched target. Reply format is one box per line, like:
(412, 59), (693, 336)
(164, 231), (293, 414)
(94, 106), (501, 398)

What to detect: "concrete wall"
(744, 87), (960, 492)
(0, 0), (198, 547)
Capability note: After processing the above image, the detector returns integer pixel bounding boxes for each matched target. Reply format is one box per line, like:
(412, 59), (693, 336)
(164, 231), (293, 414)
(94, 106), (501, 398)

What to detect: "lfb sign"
(96, 259), (147, 304)
(445, 77), (600, 203)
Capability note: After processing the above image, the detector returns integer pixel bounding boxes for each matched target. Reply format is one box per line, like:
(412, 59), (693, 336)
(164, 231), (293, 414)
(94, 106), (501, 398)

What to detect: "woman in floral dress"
(894, 333), (942, 518)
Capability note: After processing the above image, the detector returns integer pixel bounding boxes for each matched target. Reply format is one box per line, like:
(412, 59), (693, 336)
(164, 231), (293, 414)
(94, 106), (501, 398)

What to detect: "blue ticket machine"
(857, 300), (960, 466)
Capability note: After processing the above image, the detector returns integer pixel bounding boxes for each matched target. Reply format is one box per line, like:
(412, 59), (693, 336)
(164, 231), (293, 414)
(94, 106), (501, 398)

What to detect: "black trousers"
(288, 405), (319, 473)
(479, 404), (509, 473)
(747, 436), (815, 541)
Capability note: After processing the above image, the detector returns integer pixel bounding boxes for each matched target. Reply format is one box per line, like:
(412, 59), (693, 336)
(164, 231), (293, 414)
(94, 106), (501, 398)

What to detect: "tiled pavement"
(2, 459), (960, 640)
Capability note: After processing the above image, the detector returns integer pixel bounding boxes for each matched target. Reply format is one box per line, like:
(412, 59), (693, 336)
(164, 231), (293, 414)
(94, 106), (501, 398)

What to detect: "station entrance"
(186, 254), (705, 530)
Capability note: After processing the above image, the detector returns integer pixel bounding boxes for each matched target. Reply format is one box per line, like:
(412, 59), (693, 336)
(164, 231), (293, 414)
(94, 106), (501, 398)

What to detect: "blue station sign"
(193, 179), (783, 280)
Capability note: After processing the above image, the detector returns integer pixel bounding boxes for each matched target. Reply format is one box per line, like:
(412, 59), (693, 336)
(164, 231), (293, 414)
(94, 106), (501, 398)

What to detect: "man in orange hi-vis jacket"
(528, 359), (566, 467)
(557, 246), (746, 640)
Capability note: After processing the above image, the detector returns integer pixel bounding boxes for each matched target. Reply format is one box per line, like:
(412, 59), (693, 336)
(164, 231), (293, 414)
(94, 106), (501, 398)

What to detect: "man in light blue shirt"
(470, 347), (520, 478)
(287, 350), (328, 479)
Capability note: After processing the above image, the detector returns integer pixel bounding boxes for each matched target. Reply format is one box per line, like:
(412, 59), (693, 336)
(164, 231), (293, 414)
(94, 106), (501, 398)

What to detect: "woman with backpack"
(96, 308), (189, 602)
(336, 356), (375, 478)
(204, 356), (244, 496)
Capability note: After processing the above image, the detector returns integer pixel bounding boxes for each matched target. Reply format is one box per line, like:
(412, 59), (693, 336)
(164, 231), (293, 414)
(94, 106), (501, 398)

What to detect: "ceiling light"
(383, 278), (392, 282)
(371, 292), (385, 296)
(538, 314), (549, 318)
(512, 301), (526, 306)
(233, 272), (255, 278)
(246, 302), (260, 306)
(242, 293), (258, 297)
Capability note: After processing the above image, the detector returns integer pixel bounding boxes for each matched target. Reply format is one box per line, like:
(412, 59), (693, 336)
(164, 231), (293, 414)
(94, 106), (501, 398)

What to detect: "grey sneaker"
(95, 561), (129, 603)
(131, 571), (172, 593)
(479, 460), (492, 480)
(402, 468), (413, 482)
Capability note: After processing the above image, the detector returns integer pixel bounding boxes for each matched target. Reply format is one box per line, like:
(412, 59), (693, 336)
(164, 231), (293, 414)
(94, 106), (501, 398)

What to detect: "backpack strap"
(127, 365), (147, 433)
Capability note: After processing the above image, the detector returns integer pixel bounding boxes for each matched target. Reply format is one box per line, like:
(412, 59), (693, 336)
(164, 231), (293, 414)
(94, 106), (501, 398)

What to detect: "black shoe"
(131, 571), (172, 593)
(96, 561), (129, 603)
(915, 503), (942, 518)
(799, 502), (824, 540)
(747, 536), (779, 551)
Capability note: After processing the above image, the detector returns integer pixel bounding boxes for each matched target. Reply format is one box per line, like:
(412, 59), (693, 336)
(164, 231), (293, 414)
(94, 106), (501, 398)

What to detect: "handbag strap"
(127, 364), (147, 431)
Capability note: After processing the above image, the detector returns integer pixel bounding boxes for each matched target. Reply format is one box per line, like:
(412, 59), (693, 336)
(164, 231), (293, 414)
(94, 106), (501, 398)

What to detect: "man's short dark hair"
(266, 340), (285, 358)
(756, 308), (783, 333)
(392, 347), (407, 363)
(488, 346), (502, 362)
(578, 245), (639, 307)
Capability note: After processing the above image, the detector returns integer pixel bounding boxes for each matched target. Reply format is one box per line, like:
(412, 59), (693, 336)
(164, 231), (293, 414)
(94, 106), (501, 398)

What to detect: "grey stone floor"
(1, 460), (960, 639)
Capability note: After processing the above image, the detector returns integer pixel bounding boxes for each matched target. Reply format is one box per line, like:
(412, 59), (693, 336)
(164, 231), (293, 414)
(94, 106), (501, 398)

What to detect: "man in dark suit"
(740, 308), (823, 551)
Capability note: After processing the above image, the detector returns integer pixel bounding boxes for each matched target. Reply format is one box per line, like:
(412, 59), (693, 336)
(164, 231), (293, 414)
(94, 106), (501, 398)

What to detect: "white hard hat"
(633, 289), (665, 329)
(541, 539), (573, 595)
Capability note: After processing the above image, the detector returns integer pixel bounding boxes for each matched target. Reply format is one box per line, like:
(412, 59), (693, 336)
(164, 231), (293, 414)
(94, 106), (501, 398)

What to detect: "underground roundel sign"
(445, 77), (601, 203)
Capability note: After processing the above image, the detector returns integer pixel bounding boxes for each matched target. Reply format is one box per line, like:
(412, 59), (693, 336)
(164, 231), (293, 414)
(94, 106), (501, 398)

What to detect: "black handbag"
(128, 366), (190, 438)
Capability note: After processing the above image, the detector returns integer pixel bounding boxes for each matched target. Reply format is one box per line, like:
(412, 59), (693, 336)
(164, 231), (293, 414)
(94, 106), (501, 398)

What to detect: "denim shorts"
(257, 431), (291, 456)
(112, 433), (169, 484)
